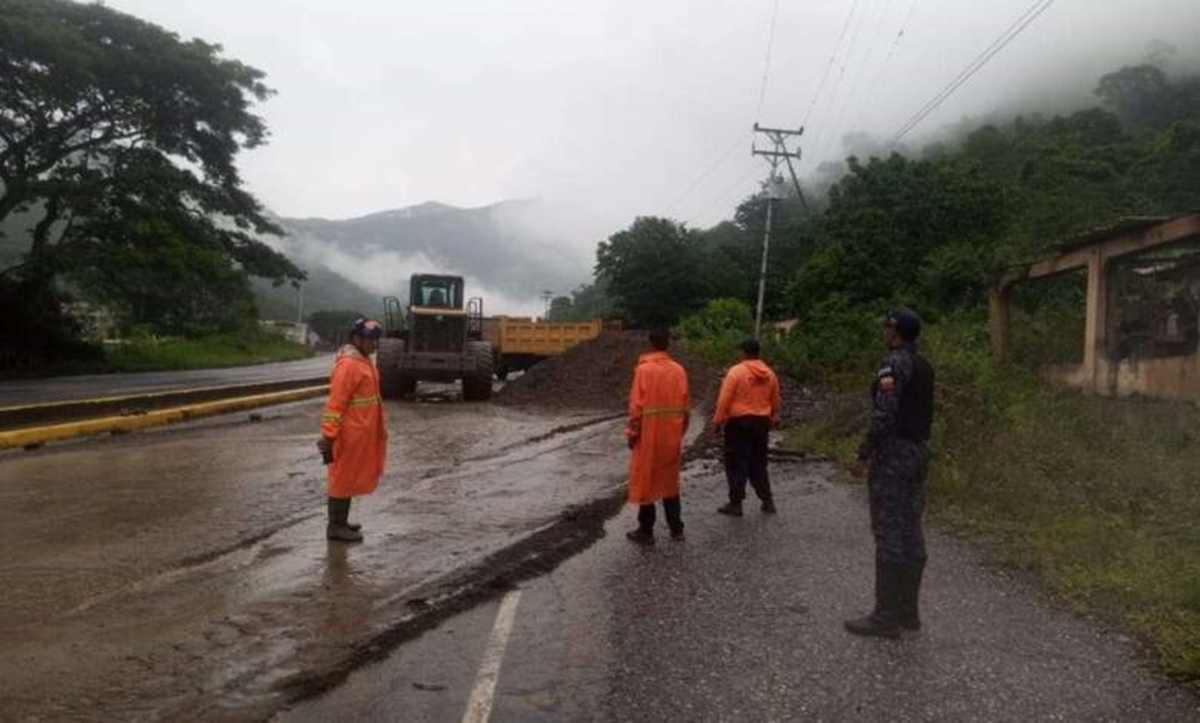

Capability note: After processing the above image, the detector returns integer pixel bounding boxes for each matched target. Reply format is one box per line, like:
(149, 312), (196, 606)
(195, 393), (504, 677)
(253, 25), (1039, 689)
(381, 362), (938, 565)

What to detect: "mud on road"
(0, 332), (719, 722)
(0, 396), (631, 722)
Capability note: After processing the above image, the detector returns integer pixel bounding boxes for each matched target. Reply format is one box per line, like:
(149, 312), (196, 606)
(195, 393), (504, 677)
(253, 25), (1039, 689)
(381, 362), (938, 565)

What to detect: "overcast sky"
(107, 0), (1198, 240)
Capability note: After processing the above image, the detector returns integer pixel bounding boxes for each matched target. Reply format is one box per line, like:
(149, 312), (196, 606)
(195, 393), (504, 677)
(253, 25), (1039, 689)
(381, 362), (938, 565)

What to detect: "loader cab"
(411, 274), (463, 309)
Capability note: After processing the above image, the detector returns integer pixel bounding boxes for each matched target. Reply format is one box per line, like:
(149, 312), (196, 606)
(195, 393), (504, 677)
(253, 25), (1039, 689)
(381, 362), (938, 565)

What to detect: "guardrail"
(0, 378), (331, 451)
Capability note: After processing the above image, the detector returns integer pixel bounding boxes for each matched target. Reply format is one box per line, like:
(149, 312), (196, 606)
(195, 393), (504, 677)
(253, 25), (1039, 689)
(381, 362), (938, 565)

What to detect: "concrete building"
(990, 214), (1200, 404)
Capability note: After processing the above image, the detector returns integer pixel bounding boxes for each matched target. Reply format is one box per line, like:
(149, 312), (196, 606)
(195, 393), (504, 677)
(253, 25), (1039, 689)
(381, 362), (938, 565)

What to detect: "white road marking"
(461, 590), (523, 723)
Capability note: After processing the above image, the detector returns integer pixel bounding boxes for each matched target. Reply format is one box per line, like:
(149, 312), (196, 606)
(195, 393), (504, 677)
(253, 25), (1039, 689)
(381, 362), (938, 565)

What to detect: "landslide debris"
(494, 331), (718, 412)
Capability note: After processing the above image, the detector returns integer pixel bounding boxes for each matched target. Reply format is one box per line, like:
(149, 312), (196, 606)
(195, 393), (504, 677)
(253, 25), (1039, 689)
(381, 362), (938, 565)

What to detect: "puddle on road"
(0, 399), (632, 721)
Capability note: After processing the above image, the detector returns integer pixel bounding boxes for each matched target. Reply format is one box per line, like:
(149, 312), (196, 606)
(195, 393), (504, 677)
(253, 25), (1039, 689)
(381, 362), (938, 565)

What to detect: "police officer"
(844, 307), (935, 638)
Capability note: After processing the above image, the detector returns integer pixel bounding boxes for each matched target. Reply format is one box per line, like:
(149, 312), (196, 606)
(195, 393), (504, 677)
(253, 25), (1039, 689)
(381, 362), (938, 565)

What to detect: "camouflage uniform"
(848, 340), (935, 636)
(858, 343), (933, 567)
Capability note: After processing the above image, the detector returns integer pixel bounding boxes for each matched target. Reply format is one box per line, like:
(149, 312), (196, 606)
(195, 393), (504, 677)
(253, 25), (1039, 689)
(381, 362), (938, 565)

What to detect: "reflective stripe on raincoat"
(320, 345), (387, 498)
(626, 351), (690, 505)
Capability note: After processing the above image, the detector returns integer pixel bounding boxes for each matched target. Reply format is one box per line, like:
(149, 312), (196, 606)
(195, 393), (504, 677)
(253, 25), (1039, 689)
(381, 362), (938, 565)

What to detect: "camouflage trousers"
(868, 438), (930, 566)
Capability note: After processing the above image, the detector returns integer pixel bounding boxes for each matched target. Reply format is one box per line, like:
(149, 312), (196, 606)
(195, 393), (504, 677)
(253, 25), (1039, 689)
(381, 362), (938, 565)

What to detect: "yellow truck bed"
(482, 317), (603, 377)
(483, 317), (603, 355)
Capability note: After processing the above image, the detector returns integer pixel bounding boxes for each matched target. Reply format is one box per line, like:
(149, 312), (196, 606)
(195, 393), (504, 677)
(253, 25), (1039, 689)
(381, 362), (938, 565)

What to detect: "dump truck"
(378, 274), (494, 401)
(481, 316), (604, 380)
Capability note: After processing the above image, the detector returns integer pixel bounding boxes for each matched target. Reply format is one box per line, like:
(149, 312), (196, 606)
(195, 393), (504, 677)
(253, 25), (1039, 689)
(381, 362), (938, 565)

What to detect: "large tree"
(0, 0), (301, 346)
(595, 216), (710, 328)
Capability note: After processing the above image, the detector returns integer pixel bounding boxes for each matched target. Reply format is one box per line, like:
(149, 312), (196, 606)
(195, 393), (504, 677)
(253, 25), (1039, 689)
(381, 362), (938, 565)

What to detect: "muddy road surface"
(280, 461), (1200, 723)
(0, 386), (640, 721)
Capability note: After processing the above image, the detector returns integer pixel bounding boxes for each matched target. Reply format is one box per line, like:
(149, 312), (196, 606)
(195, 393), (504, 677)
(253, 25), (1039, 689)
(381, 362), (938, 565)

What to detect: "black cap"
(738, 337), (761, 356)
(887, 307), (922, 341)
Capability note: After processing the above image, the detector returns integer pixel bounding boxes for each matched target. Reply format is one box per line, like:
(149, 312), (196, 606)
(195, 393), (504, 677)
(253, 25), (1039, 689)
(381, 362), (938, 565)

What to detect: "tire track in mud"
(267, 488), (629, 718)
(60, 415), (627, 625)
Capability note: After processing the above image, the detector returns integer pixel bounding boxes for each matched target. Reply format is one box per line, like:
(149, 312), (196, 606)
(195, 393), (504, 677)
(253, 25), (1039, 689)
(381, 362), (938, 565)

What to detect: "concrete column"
(1083, 249), (1108, 394)
(989, 285), (1011, 361)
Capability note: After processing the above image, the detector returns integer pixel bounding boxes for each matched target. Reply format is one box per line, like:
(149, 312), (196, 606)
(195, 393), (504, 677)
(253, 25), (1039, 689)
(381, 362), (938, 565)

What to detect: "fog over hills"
(274, 199), (594, 318)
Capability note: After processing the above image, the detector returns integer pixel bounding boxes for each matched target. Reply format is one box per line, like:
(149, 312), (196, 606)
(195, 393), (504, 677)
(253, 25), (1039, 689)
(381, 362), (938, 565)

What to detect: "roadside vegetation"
(657, 56), (1200, 684)
(102, 328), (313, 373)
(786, 318), (1200, 685)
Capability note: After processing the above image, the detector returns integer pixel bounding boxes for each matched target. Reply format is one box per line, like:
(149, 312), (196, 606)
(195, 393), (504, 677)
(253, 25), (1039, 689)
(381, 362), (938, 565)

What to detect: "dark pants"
(723, 415), (772, 503)
(638, 496), (683, 534)
(868, 438), (929, 566)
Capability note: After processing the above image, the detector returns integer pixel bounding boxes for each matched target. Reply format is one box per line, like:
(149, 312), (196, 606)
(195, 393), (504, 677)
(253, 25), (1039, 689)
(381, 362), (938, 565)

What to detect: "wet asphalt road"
(0, 353), (334, 406)
(0, 391), (630, 721)
(279, 460), (1200, 723)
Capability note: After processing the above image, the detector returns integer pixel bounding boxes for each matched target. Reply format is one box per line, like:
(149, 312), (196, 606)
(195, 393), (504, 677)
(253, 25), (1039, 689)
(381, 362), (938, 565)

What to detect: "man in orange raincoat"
(711, 337), (781, 516)
(317, 318), (387, 542)
(625, 330), (690, 545)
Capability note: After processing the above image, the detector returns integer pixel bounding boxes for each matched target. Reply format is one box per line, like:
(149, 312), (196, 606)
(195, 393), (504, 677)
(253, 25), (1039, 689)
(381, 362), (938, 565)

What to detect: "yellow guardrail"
(0, 385), (329, 451)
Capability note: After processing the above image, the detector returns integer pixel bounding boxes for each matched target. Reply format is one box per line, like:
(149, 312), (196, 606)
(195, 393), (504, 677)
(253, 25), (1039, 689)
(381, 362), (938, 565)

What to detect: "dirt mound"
(494, 331), (719, 412)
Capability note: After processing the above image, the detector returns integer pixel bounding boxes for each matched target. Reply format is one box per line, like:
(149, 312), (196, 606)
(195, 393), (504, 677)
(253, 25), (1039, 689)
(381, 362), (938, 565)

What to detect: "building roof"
(1054, 216), (1174, 253)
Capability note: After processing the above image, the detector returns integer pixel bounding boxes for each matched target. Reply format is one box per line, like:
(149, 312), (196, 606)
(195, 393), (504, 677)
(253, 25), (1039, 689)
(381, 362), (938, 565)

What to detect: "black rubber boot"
(897, 561), (925, 631)
(344, 497), (362, 533)
(717, 502), (744, 517)
(327, 497), (363, 543)
(844, 562), (903, 639)
(625, 529), (655, 546)
(663, 497), (685, 540)
(761, 498), (778, 514)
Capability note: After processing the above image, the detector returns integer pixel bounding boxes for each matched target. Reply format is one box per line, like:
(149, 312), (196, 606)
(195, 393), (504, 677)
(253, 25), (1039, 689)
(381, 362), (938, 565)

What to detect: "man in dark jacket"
(845, 307), (935, 638)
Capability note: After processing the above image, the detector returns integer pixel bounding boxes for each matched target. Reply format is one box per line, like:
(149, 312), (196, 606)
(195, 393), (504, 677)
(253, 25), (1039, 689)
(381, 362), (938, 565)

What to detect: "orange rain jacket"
(712, 359), (781, 426)
(625, 351), (690, 505)
(320, 345), (387, 498)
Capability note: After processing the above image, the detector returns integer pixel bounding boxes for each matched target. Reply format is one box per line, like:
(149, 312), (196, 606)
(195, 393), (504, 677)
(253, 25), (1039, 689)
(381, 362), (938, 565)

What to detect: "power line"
(882, 0), (919, 67)
(800, 0), (861, 130)
(755, 0), (782, 121)
(888, 0), (1057, 145)
(830, 0), (897, 160)
(683, 162), (760, 228)
(662, 0), (782, 221)
(808, 0), (874, 170)
(662, 133), (748, 217)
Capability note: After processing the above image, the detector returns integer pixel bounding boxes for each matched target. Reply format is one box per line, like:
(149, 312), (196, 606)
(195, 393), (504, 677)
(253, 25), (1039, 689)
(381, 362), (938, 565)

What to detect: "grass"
(102, 328), (314, 372)
(784, 322), (1200, 686)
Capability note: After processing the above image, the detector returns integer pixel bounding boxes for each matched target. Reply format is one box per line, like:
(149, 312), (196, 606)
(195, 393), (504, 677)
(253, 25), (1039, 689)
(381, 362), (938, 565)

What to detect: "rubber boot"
(327, 497), (363, 543)
(717, 501), (744, 517)
(897, 560), (925, 631)
(344, 497), (362, 533)
(664, 498), (685, 540)
(843, 562), (903, 638)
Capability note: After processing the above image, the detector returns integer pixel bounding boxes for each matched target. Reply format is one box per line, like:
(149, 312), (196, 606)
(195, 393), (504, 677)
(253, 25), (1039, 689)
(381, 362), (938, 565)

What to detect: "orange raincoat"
(320, 345), (387, 498)
(625, 351), (690, 505)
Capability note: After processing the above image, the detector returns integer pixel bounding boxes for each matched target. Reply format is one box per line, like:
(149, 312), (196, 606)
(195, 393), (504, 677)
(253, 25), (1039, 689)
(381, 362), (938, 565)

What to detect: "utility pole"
(751, 123), (807, 339)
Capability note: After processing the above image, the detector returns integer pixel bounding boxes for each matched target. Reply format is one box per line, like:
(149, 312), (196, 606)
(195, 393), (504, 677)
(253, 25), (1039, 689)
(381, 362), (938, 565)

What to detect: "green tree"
(791, 153), (1010, 317)
(595, 216), (710, 328)
(564, 280), (615, 320)
(307, 309), (366, 349)
(0, 0), (301, 354)
(546, 295), (573, 321)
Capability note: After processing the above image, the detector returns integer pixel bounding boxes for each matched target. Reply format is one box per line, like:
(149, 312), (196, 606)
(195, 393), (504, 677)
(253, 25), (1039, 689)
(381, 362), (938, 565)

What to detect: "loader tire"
(462, 342), (494, 401)
(378, 339), (417, 399)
